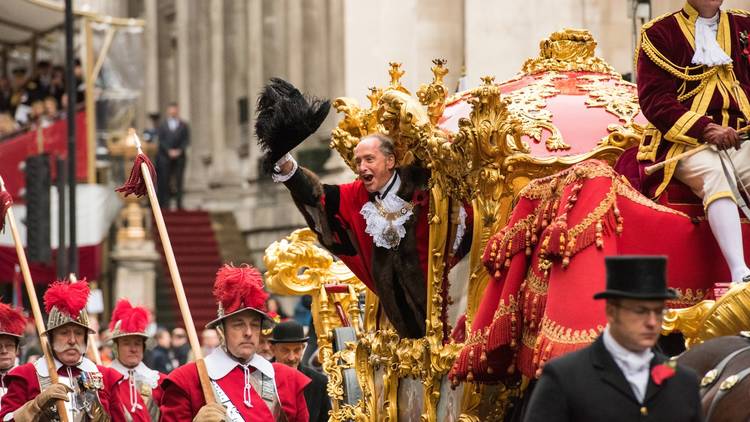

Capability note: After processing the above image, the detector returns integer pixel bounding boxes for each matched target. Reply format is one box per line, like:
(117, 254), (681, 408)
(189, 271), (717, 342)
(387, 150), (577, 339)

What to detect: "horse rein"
(700, 335), (750, 421)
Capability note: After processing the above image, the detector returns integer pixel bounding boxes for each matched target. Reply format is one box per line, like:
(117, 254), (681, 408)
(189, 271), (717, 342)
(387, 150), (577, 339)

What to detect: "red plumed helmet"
(109, 299), (151, 339)
(206, 264), (269, 328)
(0, 303), (26, 338)
(43, 280), (93, 334)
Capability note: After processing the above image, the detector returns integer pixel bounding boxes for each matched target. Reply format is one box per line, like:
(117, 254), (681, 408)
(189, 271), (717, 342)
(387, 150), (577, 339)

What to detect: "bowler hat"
(269, 320), (309, 344)
(593, 255), (677, 300)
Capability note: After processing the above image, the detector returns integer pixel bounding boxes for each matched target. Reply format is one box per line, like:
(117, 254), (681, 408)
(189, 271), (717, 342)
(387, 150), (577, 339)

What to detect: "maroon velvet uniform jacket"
(0, 359), (126, 421)
(636, 3), (750, 198)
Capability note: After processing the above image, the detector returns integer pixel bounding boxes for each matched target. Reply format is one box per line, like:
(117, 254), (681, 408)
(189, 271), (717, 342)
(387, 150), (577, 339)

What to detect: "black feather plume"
(254, 78), (331, 173)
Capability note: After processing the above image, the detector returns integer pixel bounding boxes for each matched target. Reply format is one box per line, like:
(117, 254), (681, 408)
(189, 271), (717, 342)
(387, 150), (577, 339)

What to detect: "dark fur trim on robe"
(283, 165), (429, 338)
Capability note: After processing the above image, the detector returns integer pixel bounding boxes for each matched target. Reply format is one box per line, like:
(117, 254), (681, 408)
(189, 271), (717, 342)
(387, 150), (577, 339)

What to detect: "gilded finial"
(431, 58), (448, 84)
(367, 86), (382, 108)
(388, 62), (405, 87)
(480, 76), (496, 86)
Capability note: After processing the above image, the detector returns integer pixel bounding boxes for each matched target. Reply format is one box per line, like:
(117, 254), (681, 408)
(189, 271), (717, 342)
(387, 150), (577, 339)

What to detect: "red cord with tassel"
(116, 130), (157, 198)
(0, 190), (12, 232)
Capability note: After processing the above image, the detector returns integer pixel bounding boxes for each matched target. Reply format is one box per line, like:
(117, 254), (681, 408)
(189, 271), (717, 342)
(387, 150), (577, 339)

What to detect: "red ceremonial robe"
(283, 165), (432, 338)
(634, 3), (750, 198)
(160, 348), (310, 422)
(0, 358), (126, 421)
(109, 360), (166, 422)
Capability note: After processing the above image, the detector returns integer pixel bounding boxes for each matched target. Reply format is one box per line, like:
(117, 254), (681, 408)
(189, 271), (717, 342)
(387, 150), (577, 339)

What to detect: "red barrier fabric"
(450, 160), (739, 384)
(0, 112), (88, 200)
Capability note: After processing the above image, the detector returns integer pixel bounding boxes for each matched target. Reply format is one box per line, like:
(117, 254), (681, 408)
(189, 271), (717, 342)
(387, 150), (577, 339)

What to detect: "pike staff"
(0, 175), (69, 422)
(116, 129), (216, 404)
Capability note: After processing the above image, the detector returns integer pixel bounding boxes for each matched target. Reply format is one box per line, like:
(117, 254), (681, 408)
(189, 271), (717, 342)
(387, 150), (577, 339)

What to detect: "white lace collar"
(110, 360), (161, 388)
(204, 347), (274, 381)
(34, 356), (99, 377)
(360, 192), (414, 249)
(692, 11), (732, 67)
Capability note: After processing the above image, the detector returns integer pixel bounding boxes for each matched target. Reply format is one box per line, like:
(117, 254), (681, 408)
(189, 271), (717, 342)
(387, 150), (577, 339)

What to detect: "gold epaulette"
(728, 9), (750, 17)
(634, 12), (677, 76)
(641, 11), (675, 32)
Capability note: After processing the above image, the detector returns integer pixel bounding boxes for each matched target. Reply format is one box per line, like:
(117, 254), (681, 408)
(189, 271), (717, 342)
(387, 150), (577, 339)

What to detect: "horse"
(678, 334), (750, 422)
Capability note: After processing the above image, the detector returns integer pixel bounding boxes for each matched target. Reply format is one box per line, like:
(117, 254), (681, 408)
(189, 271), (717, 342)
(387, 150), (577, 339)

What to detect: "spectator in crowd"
(0, 77), (11, 113)
(156, 103), (189, 210)
(171, 327), (190, 366)
(148, 328), (176, 374)
(98, 328), (114, 366)
(271, 320), (331, 422)
(0, 113), (19, 138)
(48, 65), (65, 106)
(18, 319), (40, 364)
(9, 68), (28, 114)
(43, 96), (59, 121)
(29, 60), (51, 103)
(266, 296), (287, 319)
(200, 328), (220, 357)
(73, 58), (85, 104)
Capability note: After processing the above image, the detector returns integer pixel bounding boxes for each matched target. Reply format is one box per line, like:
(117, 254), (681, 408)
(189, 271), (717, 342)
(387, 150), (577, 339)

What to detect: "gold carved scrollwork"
(521, 28), (617, 76)
(504, 72), (569, 151)
(577, 75), (640, 125)
(662, 284), (750, 348)
(263, 229), (371, 421)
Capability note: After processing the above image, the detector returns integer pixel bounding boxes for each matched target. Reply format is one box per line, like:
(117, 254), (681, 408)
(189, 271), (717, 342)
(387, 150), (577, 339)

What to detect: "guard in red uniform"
(160, 264), (310, 421)
(108, 299), (166, 421)
(0, 303), (27, 408)
(636, 1), (750, 283)
(0, 280), (126, 421)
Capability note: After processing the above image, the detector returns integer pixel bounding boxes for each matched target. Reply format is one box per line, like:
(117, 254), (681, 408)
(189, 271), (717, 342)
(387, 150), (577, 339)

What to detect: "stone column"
(208, 0), (227, 183)
(175, 0), (192, 120)
(246, 0), (264, 182)
(144, 0), (160, 115)
(286, 0), (304, 87)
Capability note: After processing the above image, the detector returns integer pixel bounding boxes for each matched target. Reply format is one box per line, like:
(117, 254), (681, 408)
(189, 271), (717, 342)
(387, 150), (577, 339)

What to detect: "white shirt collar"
(377, 171), (400, 198)
(204, 347), (274, 381)
(602, 326), (653, 402)
(110, 360), (161, 388)
(34, 356), (99, 377)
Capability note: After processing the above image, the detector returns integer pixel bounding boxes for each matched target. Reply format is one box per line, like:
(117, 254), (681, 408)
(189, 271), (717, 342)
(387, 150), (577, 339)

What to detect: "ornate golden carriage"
(262, 29), (649, 421)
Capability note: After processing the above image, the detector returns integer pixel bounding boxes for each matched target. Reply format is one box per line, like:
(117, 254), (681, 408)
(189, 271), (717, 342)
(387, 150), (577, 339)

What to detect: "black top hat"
(269, 320), (309, 344)
(593, 255), (678, 300)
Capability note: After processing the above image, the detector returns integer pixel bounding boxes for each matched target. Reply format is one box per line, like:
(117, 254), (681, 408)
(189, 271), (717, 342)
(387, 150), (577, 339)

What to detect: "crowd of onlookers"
(0, 60), (85, 139)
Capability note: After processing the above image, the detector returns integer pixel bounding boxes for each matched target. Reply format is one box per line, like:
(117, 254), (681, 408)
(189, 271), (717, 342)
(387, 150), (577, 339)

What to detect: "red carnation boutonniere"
(651, 361), (676, 385)
(741, 31), (750, 66)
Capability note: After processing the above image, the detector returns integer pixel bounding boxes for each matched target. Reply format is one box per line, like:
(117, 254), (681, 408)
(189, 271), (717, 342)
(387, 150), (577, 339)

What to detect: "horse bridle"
(700, 333), (750, 421)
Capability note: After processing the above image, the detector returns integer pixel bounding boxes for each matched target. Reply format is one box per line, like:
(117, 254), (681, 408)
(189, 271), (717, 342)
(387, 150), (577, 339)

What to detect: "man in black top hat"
(271, 320), (331, 422)
(523, 256), (702, 422)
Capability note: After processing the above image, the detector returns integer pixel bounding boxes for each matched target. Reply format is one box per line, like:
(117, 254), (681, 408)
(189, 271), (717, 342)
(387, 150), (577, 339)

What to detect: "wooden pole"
(128, 130), (216, 404)
(0, 176), (69, 422)
(644, 127), (750, 175)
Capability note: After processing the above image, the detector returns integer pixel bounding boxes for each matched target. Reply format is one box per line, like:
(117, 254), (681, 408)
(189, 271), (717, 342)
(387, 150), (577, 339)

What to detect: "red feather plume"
(109, 299), (150, 334)
(213, 264), (268, 315)
(0, 302), (26, 336)
(43, 280), (90, 317)
(0, 190), (13, 232)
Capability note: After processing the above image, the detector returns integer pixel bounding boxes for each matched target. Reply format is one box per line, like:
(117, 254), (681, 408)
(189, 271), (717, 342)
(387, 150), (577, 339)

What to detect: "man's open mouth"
(361, 174), (374, 182)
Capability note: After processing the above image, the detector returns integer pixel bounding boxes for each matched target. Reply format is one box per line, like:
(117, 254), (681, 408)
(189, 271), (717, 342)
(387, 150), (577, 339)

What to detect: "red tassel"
(0, 191), (12, 232)
(115, 153), (157, 198)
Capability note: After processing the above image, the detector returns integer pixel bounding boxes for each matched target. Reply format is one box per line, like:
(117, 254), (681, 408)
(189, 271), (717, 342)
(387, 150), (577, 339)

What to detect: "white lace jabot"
(692, 12), (732, 67)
